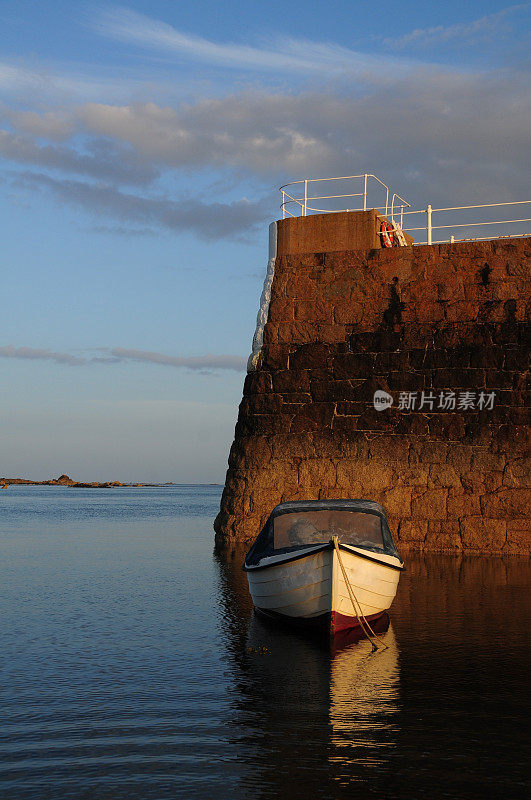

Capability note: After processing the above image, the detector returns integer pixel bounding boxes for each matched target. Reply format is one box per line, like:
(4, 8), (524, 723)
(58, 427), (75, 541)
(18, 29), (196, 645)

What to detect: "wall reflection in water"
(215, 549), (530, 800)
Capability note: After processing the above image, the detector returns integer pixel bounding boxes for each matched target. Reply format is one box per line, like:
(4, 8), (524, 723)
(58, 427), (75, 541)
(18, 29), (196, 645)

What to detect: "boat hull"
(246, 545), (401, 636)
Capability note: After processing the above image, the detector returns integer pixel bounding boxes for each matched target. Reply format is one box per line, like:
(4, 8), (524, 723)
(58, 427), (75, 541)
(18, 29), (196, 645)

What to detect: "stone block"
(358, 407), (399, 432)
(480, 488), (529, 518)
(242, 393), (282, 416)
(470, 449), (506, 473)
(290, 275), (318, 301)
(437, 280), (465, 302)
(368, 435), (411, 463)
(420, 441), (448, 463)
(247, 414), (289, 436)
(298, 459), (337, 489)
(281, 391), (312, 405)
(244, 370), (273, 396)
(335, 400), (364, 417)
(398, 519), (428, 544)
(445, 301), (479, 323)
(395, 414), (430, 437)
(332, 415), (360, 434)
(460, 517), (507, 550)
(460, 472), (485, 495)
(446, 445), (474, 471)
(309, 374), (344, 402)
(268, 298), (294, 323)
(334, 300), (365, 325)
(336, 461), (394, 493)
(380, 486), (412, 517)
(261, 344), (289, 371)
(502, 458), (530, 487)
(290, 402), (335, 433)
(395, 465), (430, 486)
(505, 520), (531, 551)
(425, 521), (462, 550)
(315, 323), (349, 343)
(263, 322), (279, 344)
(273, 369), (310, 394)
(447, 488), (481, 517)
(276, 321), (318, 344)
(289, 342), (332, 371)
(237, 436), (273, 468)
(469, 346), (505, 369)
(333, 351), (376, 379)
(411, 488), (448, 519)
(295, 300), (331, 322)
(269, 433), (315, 460)
(428, 464), (461, 488)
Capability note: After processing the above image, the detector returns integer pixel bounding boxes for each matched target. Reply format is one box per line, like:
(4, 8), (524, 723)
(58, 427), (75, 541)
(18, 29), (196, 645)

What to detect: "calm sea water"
(0, 485), (529, 800)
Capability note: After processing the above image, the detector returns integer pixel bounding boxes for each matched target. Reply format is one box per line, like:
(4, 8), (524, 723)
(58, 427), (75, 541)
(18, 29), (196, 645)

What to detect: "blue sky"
(0, 1), (529, 481)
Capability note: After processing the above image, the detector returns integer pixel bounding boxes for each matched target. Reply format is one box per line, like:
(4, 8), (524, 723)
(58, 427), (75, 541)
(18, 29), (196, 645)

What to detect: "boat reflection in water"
(215, 548), (400, 798)
(328, 623), (400, 783)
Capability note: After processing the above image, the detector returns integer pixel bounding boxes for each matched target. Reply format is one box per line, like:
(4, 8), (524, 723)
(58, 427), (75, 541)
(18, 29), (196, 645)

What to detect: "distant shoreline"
(0, 475), (222, 489)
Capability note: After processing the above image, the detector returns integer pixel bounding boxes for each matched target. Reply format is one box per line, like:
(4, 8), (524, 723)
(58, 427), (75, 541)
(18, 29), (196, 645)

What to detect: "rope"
(332, 536), (388, 651)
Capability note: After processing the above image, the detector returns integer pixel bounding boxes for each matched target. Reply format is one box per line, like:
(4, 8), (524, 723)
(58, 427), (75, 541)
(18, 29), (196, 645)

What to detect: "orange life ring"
(380, 220), (394, 248)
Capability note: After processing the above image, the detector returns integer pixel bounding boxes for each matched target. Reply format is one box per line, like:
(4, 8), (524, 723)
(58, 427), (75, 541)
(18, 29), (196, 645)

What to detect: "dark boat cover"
(245, 499), (401, 566)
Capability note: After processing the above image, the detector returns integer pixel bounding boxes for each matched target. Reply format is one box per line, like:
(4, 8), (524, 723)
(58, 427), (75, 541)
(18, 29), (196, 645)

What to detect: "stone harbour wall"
(214, 236), (530, 555)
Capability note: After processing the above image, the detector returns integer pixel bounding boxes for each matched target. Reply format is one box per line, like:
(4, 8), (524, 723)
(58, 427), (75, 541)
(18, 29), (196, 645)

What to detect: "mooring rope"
(332, 535), (388, 651)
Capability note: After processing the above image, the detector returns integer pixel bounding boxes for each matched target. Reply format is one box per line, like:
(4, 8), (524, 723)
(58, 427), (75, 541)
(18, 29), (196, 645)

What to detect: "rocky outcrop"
(54, 474), (76, 486)
(1, 476), (142, 488)
(215, 236), (530, 555)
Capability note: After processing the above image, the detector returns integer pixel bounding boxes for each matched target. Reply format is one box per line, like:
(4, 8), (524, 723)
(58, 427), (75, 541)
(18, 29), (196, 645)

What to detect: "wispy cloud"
(0, 59), (140, 102)
(0, 345), (247, 371)
(94, 6), (416, 76)
(13, 172), (270, 240)
(106, 348), (246, 370)
(0, 345), (86, 366)
(384, 4), (530, 49)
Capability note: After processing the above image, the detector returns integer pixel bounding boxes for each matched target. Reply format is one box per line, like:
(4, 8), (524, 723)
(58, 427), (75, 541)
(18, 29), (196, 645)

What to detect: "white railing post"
(427, 204), (432, 245)
(304, 180), (308, 216)
(363, 174), (367, 211)
(282, 190), (285, 219)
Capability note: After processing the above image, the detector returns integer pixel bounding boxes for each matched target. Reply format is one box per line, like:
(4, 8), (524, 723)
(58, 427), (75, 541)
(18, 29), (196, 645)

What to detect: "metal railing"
(384, 201), (531, 245)
(279, 175), (530, 245)
(280, 174), (410, 220)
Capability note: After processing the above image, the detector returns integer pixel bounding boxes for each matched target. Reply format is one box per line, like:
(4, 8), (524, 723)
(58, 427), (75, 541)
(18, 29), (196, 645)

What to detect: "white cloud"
(95, 6), (417, 76)
(0, 107), (74, 140)
(33, 68), (531, 201)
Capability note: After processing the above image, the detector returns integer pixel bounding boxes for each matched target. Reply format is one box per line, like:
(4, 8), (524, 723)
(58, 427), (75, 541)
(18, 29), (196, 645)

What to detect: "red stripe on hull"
(255, 606), (388, 637)
(330, 609), (385, 634)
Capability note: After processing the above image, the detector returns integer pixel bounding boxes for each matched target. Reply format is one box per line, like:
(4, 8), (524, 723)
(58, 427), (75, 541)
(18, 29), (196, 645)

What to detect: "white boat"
(244, 500), (404, 636)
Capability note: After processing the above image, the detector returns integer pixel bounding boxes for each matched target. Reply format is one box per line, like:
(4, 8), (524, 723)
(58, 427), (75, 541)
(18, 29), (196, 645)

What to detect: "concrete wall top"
(276, 209), (383, 255)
